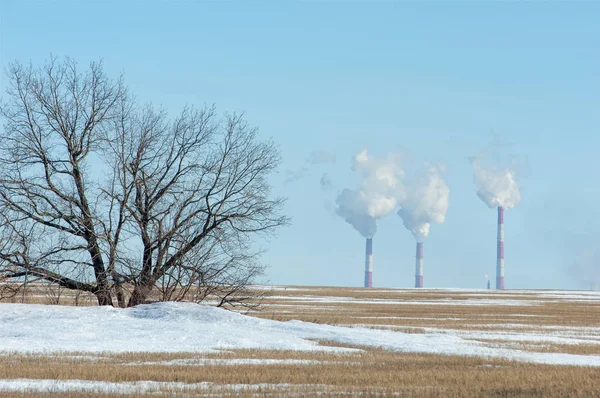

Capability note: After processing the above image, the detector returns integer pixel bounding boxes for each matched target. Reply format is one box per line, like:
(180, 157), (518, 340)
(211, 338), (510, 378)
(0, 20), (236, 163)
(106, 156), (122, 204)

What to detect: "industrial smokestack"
(364, 238), (373, 288)
(396, 165), (449, 289)
(470, 147), (523, 290)
(496, 206), (505, 290)
(415, 242), (423, 288)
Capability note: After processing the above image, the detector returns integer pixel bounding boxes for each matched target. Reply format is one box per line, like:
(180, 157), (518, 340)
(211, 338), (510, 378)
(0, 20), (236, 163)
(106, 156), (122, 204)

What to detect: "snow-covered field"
(1, 296), (600, 366)
(2, 287), (600, 395)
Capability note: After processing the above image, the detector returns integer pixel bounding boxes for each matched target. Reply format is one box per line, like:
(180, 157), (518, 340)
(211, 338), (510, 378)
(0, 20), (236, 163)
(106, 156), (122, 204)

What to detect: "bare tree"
(155, 229), (268, 309)
(0, 57), (124, 305)
(104, 105), (288, 306)
(0, 57), (288, 307)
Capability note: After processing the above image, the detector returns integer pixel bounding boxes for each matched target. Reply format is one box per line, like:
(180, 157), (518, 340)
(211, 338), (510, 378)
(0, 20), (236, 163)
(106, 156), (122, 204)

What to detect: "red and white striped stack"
(364, 238), (373, 288)
(415, 242), (424, 288)
(496, 206), (505, 290)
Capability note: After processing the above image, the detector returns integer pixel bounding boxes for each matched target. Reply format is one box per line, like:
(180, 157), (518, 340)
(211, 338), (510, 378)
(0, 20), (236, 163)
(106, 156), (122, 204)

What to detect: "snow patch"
(129, 358), (361, 366)
(0, 379), (311, 394)
(1, 302), (600, 366)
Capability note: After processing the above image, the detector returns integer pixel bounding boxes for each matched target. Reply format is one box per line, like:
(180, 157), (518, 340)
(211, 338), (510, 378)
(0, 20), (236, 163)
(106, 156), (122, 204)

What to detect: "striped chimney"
(415, 242), (424, 288)
(496, 206), (505, 290)
(364, 238), (373, 288)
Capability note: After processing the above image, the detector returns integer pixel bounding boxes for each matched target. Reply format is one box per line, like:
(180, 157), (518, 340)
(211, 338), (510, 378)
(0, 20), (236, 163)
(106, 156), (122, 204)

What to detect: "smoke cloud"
(284, 150), (336, 185)
(284, 167), (309, 184)
(335, 149), (405, 238)
(470, 150), (522, 209)
(397, 164), (450, 241)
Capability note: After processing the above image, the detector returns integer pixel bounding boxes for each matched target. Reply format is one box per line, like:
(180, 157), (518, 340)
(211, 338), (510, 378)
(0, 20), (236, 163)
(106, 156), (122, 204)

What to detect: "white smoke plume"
(284, 167), (308, 184)
(470, 150), (522, 209)
(397, 164), (450, 241)
(335, 149), (405, 238)
(284, 150), (336, 185)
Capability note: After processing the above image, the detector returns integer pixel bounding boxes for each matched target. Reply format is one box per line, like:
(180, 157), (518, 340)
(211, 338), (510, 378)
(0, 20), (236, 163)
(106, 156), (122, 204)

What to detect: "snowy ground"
(0, 379), (311, 395)
(1, 299), (600, 367)
(2, 287), (600, 394)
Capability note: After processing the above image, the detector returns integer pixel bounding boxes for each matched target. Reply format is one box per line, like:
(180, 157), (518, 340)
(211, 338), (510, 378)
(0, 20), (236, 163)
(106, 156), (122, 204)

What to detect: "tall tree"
(0, 57), (288, 307)
(106, 105), (288, 306)
(0, 58), (124, 305)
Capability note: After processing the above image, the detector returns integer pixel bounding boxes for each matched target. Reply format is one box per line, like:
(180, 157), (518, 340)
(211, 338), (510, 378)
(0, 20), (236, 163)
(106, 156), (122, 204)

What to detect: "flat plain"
(1, 285), (600, 397)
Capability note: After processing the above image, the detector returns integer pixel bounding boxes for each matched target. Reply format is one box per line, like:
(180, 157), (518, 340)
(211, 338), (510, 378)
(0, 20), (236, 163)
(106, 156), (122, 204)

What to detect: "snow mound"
(1, 302), (600, 366)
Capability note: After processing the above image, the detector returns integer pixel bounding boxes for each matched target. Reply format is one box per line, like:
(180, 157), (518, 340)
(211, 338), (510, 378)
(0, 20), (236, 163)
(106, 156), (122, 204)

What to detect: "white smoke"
(335, 149), (405, 238)
(397, 164), (450, 241)
(284, 167), (308, 184)
(284, 150), (336, 185)
(470, 151), (522, 209)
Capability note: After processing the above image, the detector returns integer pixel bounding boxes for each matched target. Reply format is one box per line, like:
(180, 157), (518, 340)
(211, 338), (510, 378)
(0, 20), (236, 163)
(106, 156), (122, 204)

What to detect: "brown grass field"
(1, 285), (600, 396)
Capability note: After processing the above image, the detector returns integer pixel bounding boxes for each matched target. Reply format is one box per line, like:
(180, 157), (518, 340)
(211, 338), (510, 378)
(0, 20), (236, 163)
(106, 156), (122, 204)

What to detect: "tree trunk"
(128, 250), (154, 306)
(128, 283), (153, 307)
(87, 238), (113, 306)
(94, 290), (113, 306)
(113, 283), (126, 308)
(128, 228), (154, 307)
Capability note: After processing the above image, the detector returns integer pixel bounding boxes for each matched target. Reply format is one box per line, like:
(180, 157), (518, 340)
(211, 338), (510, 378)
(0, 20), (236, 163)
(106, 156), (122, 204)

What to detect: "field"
(1, 285), (600, 397)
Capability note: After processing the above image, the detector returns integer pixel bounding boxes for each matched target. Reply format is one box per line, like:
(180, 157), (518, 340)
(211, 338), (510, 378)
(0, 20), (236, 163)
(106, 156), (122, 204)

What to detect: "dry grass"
(255, 287), (600, 329)
(465, 338), (600, 356)
(2, 284), (600, 396)
(0, 282), (98, 306)
(1, 349), (600, 397)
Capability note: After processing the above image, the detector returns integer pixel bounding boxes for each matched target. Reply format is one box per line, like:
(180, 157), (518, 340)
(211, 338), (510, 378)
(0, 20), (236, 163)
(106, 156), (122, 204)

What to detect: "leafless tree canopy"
(0, 57), (288, 307)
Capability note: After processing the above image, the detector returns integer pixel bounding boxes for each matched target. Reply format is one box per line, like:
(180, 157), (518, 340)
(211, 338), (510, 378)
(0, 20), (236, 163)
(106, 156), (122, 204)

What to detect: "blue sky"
(1, 1), (599, 289)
